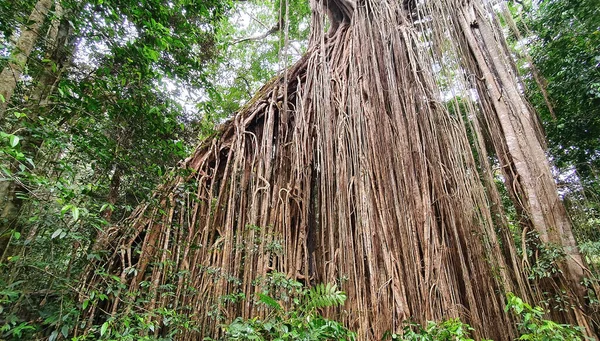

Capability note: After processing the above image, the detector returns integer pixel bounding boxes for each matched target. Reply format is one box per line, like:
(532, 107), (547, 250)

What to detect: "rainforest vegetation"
(0, 0), (599, 340)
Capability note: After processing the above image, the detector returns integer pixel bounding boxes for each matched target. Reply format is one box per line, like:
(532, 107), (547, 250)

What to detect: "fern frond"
(303, 283), (347, 311)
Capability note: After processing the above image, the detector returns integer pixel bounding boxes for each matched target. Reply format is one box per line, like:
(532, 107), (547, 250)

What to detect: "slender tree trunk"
(102, 165), (122, 222)
(0, 0), (53, 117)
(0, 1), (78, 259)
(498, 2), (556, 120)
(31, 0), (74, 108)
(93, 129), (132, 254)
(0, 181), (24, 259)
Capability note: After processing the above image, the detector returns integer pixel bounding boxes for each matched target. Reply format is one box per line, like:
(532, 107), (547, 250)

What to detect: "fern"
(218, 277), (356, 340)
(302, 283), (347, 312)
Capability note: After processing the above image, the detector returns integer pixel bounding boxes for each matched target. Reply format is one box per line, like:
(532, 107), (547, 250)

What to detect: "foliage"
(515, 0), (600, 186)
(527, 240), (565, 280)
(212, 275), (355, 341)
(0, 0), (313, 338)
(505, 3), (600, 318)
(196, 0), (310, 137)
(384, 319), (479, 341)
(0, 259), (202, 340)
(505, 293), (587, 341)
(1, 0), (599, 339)
(0, 0), (231, 339)
(508, 0), (600, 299)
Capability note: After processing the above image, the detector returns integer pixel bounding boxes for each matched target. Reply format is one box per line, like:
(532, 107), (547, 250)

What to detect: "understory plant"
(213, 279), (355, 341)
(384, 318), (480, 341)
(506, 293), (587, 341)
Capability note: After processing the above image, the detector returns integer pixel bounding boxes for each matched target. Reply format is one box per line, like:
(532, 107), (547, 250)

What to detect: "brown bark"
(0, 1), (77, 260)
(75, 0), (597, 339)
(457, 1), (587, 300)
(0, 180), (25, 259)
(31, 0), (74, 108)
(0, 0), (53, 117)
(101, 166), (122, 222)
(499, 2), (556, 120)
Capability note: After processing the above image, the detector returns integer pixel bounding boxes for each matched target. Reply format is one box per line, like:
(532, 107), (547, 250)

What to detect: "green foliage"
(385, 319), (478, 341)
(0, 262), (201, 340)
(506, 293), (587, 341)
(196, 0), (310, 132)
(527, 242), (565, 280)
(509, 0), (600, 298)
(70, 307), (199, 341)
(518, 0), (600, 185)
(0, 0), (232, 339)
(301, 283), (347, 313)
(379, 294), (589, 341)
(213, 274), (355, 341)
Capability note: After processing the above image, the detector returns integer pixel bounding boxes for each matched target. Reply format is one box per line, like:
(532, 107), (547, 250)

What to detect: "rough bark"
(0, 0), (78, 259)
(456, 1), (587, 300)
(76, 0), (597, 339)
(0, 0), (53, 116)
(30, 0), (74, 108)
(0, 180), (24, 259)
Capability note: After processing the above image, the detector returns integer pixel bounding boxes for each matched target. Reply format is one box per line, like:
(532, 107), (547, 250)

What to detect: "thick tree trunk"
(0, 0), (53, 116)
(75, 0), (597, 339)
(457, 1), (587, 300)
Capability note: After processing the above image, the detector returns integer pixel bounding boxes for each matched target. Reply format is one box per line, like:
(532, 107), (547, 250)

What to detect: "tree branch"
(232, 22), (281, 45)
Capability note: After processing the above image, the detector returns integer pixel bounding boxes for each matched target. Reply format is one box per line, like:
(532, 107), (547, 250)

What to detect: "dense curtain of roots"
(79, 0), (598, 340)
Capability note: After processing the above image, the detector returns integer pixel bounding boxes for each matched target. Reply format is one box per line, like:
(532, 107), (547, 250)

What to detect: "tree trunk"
(0, 0), (79, 259)
(31, 0), (75, 108)
(0, 180), (24, 259)
(457, 1), (587, 300)
(101, 166), (122, 222)
(76, 0), (598, 339)
(0, 0), (53, 117)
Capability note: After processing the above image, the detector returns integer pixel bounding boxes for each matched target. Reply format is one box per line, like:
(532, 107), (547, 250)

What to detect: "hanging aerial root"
(76, 0), (598, 340)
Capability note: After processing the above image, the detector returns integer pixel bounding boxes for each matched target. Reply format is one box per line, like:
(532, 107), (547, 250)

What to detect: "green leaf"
(61, 205), (72, 215)
(83, 299), (89, 310)
(72, 207), (80, 221)
(258, 293), (282, 310)
(9, 135), (20, 147)
(100, 322), (109, 336)
(51, 229), (63, 239)
(61, 325), (69, 338)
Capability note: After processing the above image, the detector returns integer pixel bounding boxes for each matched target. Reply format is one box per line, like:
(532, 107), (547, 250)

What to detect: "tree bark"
(0, 0), (53, 117)
(30, 0), (74, 108)
(0, 0), (79, 260)
(458, 1), (587, 300)
(74, 0), (598, 339)
(0, 180), (24, 259)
